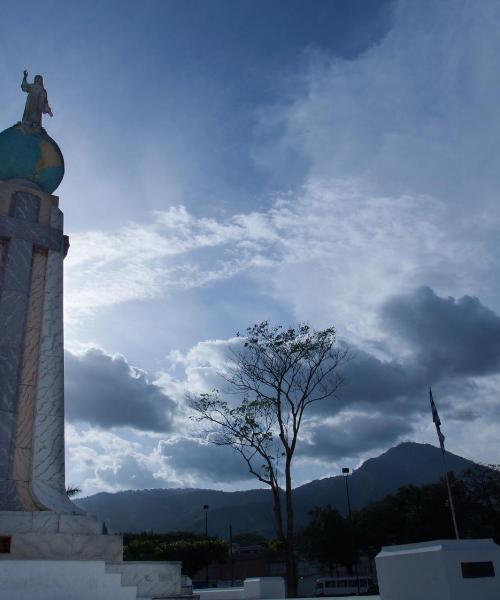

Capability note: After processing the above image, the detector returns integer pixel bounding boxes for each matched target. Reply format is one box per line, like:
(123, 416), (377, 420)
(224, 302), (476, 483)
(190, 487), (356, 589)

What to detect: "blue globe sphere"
(0, 124), (64, 194)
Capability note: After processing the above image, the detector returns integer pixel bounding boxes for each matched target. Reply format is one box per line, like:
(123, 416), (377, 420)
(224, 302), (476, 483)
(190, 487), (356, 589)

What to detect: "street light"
(203, 505), (209, 587)
(342, 468), (360, 595)
(229, 523), (234, 587)
(204, 504), (209, 537)
(203, 504), (210, 587)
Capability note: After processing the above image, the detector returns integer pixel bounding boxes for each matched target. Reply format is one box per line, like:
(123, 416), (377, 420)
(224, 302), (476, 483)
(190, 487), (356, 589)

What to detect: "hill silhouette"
(77, 442), (475, 537)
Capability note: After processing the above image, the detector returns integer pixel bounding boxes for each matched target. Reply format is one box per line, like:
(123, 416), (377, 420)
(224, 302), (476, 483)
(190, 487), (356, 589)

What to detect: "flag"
(429, 387), (445, 452)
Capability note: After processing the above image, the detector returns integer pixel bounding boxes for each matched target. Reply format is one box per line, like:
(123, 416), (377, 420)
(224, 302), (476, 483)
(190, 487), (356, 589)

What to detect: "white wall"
(198, 577), (285, 600)
(198, 587), (245, 600)
(376, 539), (500, 600)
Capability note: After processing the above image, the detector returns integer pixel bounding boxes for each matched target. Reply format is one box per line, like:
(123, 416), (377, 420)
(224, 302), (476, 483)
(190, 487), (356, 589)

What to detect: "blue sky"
(2, 0), (500, 495)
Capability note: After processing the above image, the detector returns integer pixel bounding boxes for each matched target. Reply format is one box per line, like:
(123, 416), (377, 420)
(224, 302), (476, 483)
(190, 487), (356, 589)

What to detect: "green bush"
(124, 534), (228, 578)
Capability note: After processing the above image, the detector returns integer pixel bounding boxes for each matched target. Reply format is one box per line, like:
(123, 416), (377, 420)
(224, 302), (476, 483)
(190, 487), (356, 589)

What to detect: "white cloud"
(253, 1), (500, 209)
(65, 182), (489, 350)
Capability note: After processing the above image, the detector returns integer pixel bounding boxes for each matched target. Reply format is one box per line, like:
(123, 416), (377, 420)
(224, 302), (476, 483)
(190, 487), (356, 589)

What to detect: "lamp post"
(229, 523), (234, 587)
(204, 504), (209, 537)
(342, 468), (360, 595)
(204, 504), (209, 587)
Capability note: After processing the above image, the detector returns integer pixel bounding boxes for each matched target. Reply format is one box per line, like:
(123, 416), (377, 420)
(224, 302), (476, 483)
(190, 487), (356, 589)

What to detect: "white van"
(314, 576), (373, 596)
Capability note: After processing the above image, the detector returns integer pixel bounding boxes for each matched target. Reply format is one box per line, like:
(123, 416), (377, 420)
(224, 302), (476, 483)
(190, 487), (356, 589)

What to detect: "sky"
(1, 0), (500, 496)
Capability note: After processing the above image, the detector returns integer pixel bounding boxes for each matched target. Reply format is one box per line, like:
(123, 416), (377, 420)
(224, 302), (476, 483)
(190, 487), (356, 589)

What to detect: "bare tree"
(190, 322), (347, 597)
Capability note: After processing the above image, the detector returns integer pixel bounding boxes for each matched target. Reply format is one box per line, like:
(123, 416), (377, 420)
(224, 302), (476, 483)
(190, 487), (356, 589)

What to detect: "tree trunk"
(285, 457), (297, 598)
(271, 484), (285, 541)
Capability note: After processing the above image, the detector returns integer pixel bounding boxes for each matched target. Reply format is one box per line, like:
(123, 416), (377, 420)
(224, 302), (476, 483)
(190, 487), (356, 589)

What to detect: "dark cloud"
(339, 349), (423, 410)
(346, 287), (500, 406)
(300, 414), (413, 461)
(160, 437), (254, 483)
(310, 287), (500, 423)
(65, 288), (500, 477)
(382, 286), (500, 378)
(262, 286), (500, 461)
(65, 348), (176, 432)
(308, 344), (425, 419)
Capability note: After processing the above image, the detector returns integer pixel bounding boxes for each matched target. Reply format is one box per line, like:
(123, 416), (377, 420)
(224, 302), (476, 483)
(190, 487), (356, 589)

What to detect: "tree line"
(299, 464), (500, 573)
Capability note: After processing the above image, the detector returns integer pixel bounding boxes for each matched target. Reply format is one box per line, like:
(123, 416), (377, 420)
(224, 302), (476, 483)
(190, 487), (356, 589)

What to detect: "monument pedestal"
(0, 560), (139, 600)
(376, 538), (500, 600)
(0, 510), (122, 561)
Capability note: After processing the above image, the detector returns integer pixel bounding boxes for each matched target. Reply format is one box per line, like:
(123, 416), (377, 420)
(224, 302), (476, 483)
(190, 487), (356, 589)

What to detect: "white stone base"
(0, 510), (123, 561)
(0, 559), (140, 600)
(106, 561), (182, 598)
(0, 510), (106, 534)
(376, 538), (500, 600)
(3, 531), (123, 561)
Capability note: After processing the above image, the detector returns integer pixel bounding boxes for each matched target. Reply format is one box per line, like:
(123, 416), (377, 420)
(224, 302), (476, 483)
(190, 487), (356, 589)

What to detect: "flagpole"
(429, 387), (459, 540)
(440, 445), (460, 540)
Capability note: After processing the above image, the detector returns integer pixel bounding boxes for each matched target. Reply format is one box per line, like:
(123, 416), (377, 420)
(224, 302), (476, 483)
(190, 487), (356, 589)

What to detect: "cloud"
(95, 455), (163, 490)
(65, 425), (175, 494)
(159, 437), (254, 484)
(382, 286), (500, 378)
(299, 413), (413, 461)
(160, 336), (244, 399)
(65, 182), (485, 352)
(330, 347), (423, 414)
(60, 0), (500, 491)
(253, 0), (500, 210)
(247, 0), (500, 343)
(63, 205), (281, 324)
(64, 287), (500, 493)
(65, 348), (177, 432)
(161, 288), (500, 460)
(162, 287), (500, 419)
(328, 288), (500, 419)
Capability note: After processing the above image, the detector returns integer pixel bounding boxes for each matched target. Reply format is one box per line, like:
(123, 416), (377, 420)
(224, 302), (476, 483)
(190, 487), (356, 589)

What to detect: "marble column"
(0, 179), (80, 514)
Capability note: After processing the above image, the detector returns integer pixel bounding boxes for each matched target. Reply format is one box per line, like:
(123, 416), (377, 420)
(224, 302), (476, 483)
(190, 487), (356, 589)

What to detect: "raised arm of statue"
(21, 71), (34, 93)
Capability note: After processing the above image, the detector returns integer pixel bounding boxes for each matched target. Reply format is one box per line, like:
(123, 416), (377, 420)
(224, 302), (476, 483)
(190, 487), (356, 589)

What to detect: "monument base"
(376, 538), (500, 600)
(0, 560), (138, 600)
(0, 510), (122, 561)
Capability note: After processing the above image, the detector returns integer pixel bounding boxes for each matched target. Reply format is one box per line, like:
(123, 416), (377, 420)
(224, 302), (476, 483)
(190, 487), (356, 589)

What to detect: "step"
(0, 559), (140, 600)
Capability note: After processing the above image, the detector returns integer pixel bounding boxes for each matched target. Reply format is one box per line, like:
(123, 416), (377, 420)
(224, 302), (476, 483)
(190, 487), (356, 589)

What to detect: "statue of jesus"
(21, 69), (53, 129)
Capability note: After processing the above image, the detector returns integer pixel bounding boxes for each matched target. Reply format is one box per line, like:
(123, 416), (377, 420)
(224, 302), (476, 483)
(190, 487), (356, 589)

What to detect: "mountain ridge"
(77, 442), (475, 537)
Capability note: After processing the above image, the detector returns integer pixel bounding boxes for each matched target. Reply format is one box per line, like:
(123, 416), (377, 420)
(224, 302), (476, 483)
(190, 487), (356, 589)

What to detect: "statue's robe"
(21, 79), (51, 127)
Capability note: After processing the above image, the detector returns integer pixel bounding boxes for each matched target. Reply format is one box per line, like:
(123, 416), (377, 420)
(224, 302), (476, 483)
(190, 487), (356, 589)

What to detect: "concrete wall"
(198, 577), (285, 600)
(244, 577), (285, 599)
(376, 539), (500, 600)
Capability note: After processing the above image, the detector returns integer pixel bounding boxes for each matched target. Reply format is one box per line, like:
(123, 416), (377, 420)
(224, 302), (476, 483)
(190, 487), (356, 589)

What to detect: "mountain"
(76, 442), (475, 537)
